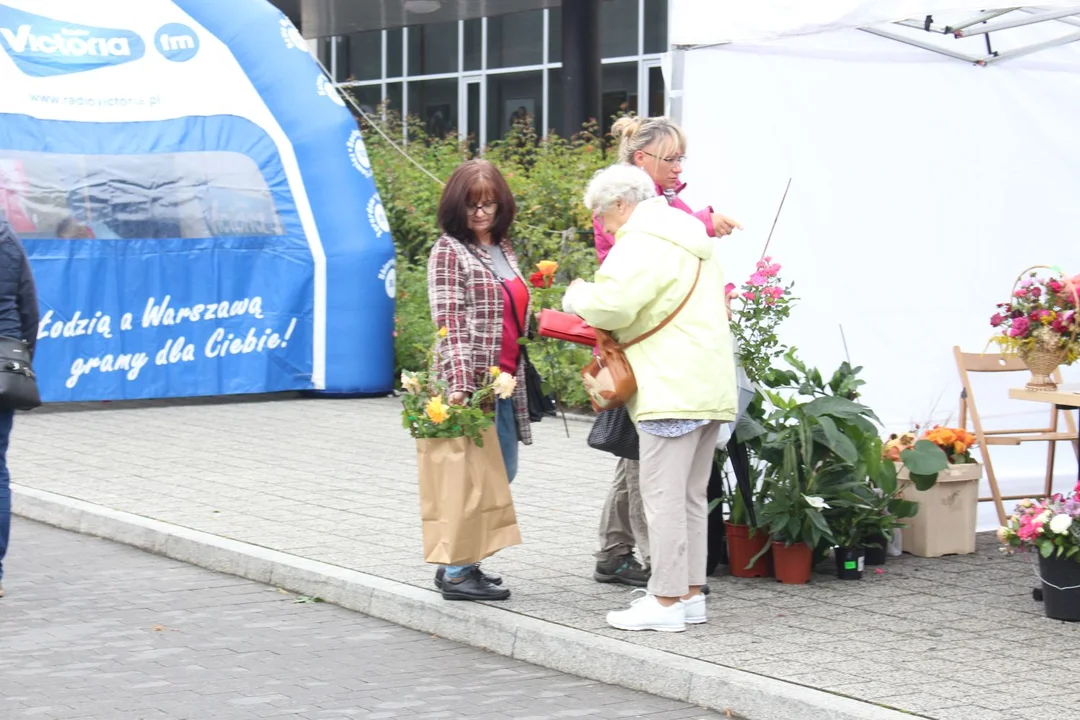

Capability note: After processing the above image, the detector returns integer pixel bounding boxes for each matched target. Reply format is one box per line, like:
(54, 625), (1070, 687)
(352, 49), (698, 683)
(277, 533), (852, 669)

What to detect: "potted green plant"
(740, 352), (882, 583)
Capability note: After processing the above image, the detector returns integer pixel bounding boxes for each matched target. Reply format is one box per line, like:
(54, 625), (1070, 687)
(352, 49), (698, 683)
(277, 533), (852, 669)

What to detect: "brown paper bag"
(416, 425), (522, 565)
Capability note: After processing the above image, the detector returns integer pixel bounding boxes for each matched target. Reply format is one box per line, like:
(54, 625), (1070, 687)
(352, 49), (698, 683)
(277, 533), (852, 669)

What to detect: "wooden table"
(1008, 384), (1080, 481)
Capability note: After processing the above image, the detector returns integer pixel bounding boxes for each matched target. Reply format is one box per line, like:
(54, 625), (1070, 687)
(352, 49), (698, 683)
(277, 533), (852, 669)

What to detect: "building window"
(602, 62), (638, 135)
(339, 30), (381, 83)
(487, 71), (543, 141)
(385, 82), (403, 117)
(408, 79), (459, 137)
(547, 69), (564, 138)
(487, 10), (544, 69)
(643, 0), (668, 54)
(387, 28), (403, 78)
(463, 19), (482, 71)
(346, 85), (383, 118)
(327, 1), (669, 145)
(407, 21), (458, 76)
(648, 66), (666, 117)
(601, 0), (639, 58)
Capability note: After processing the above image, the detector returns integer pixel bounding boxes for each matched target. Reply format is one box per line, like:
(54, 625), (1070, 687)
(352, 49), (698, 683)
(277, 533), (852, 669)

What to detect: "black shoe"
(702, 584), (711, 596)
(434, 565), (503, 590)
(440, 572), (511, 601)
(594, 553), (650, 587)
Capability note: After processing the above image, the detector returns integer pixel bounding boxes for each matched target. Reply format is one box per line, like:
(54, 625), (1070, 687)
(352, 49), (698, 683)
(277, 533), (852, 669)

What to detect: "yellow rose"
(536, 260), (558, 277)
(425, 396), (450, 424)
(489, 366), (502, 377)
(438, 326), (449, 338)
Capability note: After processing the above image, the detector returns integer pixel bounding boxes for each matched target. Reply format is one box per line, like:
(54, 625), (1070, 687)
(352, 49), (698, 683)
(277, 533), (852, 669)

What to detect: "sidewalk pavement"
(9, 395), (1080, 720)
(4, 517), (725, 720)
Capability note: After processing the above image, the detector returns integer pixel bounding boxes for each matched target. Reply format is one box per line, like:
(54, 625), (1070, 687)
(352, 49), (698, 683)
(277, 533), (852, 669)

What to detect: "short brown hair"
(437, 159), (517, 244)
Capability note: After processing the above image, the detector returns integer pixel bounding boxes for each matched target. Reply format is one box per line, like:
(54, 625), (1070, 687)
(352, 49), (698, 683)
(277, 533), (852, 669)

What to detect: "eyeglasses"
(642, 151), (687, 166)
(467, 202), (498, 216)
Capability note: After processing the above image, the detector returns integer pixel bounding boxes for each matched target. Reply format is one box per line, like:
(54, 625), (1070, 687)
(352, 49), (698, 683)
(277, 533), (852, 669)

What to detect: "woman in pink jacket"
(591, 116), (740, 590)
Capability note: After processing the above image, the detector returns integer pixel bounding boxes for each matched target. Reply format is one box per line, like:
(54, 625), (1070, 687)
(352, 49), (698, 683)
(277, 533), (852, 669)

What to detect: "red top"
(499, 277), (529, 374)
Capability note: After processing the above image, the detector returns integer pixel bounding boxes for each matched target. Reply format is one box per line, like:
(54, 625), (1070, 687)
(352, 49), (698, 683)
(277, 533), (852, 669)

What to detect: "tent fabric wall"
(670, 0), (1080, 46)
(0, 0), (395, 401)
(676, 28), (1080, 528)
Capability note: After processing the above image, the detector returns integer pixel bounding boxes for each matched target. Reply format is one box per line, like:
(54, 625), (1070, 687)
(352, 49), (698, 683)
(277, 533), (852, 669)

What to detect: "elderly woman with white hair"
(563, 164), (738, 632)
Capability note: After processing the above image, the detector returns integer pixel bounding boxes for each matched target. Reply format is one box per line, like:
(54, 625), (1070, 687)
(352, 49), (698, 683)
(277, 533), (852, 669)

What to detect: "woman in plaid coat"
(427, 160), (532, 602)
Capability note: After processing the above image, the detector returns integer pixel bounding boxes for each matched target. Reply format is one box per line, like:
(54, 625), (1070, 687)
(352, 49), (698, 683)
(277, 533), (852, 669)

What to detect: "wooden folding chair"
(954, 347), (1079, 525)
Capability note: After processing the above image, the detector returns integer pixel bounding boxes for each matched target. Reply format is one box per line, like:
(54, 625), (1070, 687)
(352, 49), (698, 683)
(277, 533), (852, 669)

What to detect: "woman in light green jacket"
(564, 164), (738, 633)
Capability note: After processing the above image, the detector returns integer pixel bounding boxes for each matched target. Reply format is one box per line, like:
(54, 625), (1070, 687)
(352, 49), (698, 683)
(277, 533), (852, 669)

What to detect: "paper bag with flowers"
(400, 328), (522, 565)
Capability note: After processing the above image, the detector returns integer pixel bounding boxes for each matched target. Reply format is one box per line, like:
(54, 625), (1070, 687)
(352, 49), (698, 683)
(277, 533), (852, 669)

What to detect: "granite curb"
(13, 484), (922, 720)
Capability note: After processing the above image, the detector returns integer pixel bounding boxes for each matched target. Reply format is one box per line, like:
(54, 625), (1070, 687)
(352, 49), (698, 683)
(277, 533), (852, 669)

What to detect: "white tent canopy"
(669, 1), (1080, 530)
(672, 1), (1080, 64)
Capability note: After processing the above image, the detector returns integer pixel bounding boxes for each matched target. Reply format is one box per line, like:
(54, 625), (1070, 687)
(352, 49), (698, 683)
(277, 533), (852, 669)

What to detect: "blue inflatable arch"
(0, 0), (395, 401)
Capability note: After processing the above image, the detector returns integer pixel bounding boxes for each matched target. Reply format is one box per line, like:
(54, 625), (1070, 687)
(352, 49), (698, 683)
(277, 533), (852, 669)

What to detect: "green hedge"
(359, 106), (612, 409)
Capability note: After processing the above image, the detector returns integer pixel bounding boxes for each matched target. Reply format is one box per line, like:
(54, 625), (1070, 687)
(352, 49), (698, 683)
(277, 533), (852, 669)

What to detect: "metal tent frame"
(861, 5), (1080, 65)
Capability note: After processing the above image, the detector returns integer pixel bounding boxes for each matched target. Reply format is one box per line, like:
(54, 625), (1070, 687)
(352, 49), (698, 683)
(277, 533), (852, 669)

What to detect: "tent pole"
(859, 27), (982, 63)
(955, 6), (1080, 37)
(667, 47), (687, 124)
(1021, 6), (1080, 28)
(941, 9), (1018, 34)
(981, 28), (1080, 62)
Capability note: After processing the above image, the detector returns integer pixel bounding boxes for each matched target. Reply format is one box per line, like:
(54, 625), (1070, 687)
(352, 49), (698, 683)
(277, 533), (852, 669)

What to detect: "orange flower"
(536, 260), (558, 277)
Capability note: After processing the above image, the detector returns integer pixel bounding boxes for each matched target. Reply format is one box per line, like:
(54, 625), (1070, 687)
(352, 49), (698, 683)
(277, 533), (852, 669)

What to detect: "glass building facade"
(315, 0), (669, 144)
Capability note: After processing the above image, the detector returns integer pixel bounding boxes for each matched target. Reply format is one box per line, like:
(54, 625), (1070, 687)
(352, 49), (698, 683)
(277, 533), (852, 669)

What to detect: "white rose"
(1049, 514), (1073, 535)
(492, 372), (517, 400)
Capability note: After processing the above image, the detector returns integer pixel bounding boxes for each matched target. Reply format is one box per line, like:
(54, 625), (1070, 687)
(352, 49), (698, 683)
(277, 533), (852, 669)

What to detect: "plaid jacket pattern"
(427, 233), (533, 445)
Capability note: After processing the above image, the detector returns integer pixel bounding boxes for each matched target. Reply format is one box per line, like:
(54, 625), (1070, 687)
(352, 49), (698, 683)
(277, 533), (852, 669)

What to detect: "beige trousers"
(596, 458), (650, 568)
(638, 422), (722, 598)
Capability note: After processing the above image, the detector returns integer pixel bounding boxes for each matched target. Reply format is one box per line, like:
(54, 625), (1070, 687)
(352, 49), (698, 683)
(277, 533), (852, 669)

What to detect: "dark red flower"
(529, 272), (551, 289)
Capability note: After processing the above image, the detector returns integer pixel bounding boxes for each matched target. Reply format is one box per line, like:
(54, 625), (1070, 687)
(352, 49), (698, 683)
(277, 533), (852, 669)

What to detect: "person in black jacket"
(0, 218), (38, 598)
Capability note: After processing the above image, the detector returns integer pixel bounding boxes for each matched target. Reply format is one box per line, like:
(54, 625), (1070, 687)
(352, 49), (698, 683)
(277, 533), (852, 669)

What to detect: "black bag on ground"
(0, 337), (40, 411)
(587, 406), (639, 460)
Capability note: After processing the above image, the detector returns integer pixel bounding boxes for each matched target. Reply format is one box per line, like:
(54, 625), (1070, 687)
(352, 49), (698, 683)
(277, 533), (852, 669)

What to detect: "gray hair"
(611, 115), (687, 166)
(583, 164), (657, 214)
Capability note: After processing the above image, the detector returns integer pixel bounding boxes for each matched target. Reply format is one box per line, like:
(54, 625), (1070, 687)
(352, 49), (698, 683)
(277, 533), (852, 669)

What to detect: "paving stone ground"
(1, 518), (725, 720)
(8, 395), (1080, 719)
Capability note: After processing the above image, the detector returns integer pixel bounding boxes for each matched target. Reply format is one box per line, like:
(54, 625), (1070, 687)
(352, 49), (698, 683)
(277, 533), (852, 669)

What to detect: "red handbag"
(537, 309), (597, 347)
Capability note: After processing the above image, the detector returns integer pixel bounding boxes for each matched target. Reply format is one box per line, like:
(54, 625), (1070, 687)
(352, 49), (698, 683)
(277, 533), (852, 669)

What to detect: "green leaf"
(802, 396), (877, 422)
(900, 440), (948, 476)
(815, 415), (859, 465)
(908, 472), (938, 492)
(1041, 542), (1054, 559)
(874, 458), (898, 496)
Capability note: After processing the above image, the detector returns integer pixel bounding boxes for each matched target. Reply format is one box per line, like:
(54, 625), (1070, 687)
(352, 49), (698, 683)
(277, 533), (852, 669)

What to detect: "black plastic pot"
(834, 547), (865, 580)
(1039, 553), (1080, 622)
(864, 534), (888, 566)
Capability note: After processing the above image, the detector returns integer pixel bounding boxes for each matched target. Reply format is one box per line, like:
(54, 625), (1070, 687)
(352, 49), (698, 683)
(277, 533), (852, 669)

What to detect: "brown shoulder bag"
(581, 259), (702, 412)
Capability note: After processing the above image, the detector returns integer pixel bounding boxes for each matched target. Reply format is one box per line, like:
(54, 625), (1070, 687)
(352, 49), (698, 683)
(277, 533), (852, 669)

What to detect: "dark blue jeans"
(0, 409), (13, 583)
(444, 398), (517, 579)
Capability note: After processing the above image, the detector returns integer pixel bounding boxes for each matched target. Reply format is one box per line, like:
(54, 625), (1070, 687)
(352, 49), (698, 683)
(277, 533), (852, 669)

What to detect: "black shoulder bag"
(502, 284), (557, 423)
(0, 337), (40, 411)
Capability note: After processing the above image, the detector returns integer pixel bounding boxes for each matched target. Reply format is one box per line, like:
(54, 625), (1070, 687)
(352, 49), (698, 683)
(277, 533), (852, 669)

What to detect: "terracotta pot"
(771, 541), (812, 584)
(725, 522), (772, 578)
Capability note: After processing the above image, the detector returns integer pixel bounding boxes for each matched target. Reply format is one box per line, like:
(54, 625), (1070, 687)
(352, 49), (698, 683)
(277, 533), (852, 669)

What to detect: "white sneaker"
(681, 593), (706, 624)
(607, 593), (686, 632)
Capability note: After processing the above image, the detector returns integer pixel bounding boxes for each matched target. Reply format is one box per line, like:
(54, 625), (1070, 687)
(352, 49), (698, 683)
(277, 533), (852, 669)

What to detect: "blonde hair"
(610, 116), (687, 168)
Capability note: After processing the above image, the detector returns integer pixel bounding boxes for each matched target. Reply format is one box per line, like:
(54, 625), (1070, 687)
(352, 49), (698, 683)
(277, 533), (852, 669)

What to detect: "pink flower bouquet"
(998, 482), (1080, 562)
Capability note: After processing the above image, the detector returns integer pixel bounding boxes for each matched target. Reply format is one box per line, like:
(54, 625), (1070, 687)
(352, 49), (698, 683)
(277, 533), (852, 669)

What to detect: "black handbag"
(587, 406), (639, 460)
(0, 337), (40, 411)
(504, 286), (556, 422)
